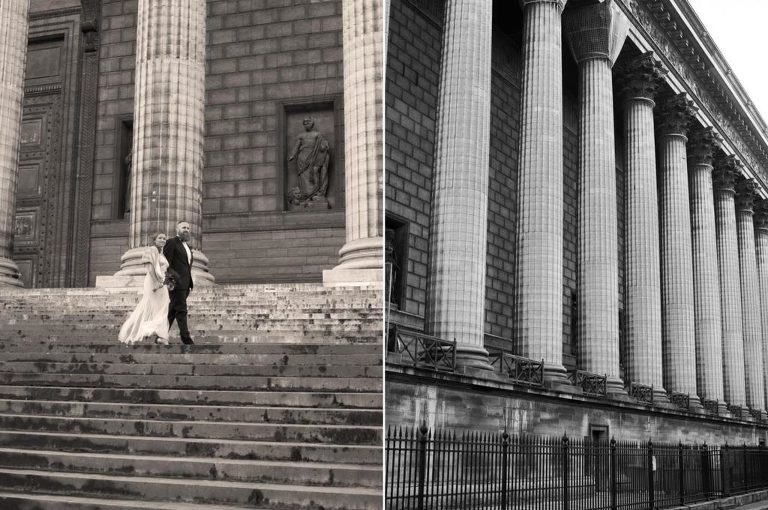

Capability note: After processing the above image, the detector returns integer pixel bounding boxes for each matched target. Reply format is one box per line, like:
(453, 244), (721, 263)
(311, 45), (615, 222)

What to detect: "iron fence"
(386, 425), (768, 510)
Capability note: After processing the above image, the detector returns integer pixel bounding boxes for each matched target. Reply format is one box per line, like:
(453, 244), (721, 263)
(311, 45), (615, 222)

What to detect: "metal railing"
(628, 383), (654, 405)
(569, 370), (607, 398)
(488, 351), (544, 387)
(386, 425), (768, 510)
(388, 326), (456, 372)
(702, 399), (719, 416)
(668, 391), (690, 410)
(729, 404), (744, 419)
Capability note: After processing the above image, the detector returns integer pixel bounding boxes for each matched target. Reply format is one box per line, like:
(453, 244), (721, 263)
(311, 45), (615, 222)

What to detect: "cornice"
(615, 0), (768, 196)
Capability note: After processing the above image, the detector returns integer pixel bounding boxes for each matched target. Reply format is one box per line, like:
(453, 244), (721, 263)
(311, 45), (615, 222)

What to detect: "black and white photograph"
(385, 0), (768, 508)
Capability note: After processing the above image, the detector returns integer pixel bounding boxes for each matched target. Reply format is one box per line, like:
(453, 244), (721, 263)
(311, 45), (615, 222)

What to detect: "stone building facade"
(386, 0), (768, 443)
(0, 0), (382, 289)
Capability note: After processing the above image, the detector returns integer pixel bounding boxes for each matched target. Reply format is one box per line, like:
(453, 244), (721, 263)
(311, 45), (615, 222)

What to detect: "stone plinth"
(0, 0), (30, 288)
(424, 0), (493, 370)
(513, 0), (568, 383)
(688, 127), (725, 409)
(324, 0), (384, 286)
(115, 0), (213, 284)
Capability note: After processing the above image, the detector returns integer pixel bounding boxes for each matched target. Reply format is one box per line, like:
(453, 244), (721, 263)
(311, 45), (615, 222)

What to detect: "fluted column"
(513, 0), (568, 383)
(564, 0), (629, 393)
(614, 53), (667, 400)
(116, 0), (214, 284)
(0, 0), (30, 287)
(324, 0), (384, 286)
(735, 178), (765, 416)
(656, 94), (700, 407)
(688, 127), (726, 412)
(753, 201), (768, 412)
(425, 0), (493, 369)
(714, 156), (747, 408)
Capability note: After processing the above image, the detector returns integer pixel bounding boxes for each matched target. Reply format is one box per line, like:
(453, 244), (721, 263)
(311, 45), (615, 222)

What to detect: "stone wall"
(86, 0), (346, 284)
(387, 372), (768, 445)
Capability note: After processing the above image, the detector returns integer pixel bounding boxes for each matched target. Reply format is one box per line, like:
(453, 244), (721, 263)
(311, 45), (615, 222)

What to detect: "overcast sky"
(688, 0), (768, 121)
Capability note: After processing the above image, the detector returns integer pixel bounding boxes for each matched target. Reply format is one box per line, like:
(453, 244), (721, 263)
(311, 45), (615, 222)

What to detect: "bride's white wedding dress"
(118, 248), (170, 344)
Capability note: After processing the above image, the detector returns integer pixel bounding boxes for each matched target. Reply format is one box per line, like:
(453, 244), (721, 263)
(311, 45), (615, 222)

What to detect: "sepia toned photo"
(0, 0), (383, 508)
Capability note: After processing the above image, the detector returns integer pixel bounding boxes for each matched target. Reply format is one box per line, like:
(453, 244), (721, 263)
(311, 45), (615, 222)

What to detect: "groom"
(164, 221), (195, 345)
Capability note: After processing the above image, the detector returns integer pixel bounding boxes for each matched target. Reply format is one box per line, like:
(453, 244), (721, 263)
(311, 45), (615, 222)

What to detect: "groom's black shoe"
(182, 337), (195, 345)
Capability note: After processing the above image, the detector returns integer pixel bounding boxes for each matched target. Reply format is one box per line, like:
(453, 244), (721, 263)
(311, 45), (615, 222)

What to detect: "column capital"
(614, 52), (667, 103)
(712, 154), (741, 193)
(520, 0), (567, 11)
(563, 0), (629, 65)
(656, 93), (697, 137)
(687, 126), (721, 166)
(736, 177), (759, 213)
(754, 199), (768, 231)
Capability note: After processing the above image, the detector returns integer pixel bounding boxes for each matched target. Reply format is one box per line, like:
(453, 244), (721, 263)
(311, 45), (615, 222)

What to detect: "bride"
(118, 233), (171, 345)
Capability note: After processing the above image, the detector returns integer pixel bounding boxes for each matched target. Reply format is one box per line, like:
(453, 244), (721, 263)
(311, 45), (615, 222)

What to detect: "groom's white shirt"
(182, 241), (191, 264)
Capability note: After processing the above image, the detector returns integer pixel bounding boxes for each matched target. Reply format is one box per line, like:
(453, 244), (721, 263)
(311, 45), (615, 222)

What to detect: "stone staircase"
(0, 284), (383, 509)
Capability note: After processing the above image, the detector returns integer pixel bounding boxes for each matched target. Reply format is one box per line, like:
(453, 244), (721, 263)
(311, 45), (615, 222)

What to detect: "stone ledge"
(322, 268), (382, 288)
(386, 358), (768, 429)
(668, 490), (768, 510)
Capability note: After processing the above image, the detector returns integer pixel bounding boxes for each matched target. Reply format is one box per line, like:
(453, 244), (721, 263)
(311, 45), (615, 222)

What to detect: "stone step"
(0, 372), (382, 392)
(1, 334), (381, 345)
(1, 297), (380, 307)
(0, 492), (267, 510)
(0, 468), (382, 509)
(0, 399), (382, 426)
(1, 322), (380, 332)
(0, 385), (381, 408)
(0, 342), (380, 354)
(0, 307), (383, 323)
(0, 430), (383, 465)
(0, 351), (382, 365)
(0, 448), (382, 488)
(0, 413), (382, 444)
(0, 361), (383, 378)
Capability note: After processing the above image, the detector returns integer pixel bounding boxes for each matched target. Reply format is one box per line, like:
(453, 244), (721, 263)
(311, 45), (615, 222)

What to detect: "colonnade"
(427, 0), (768, 416)
(0, 0), (384, 289)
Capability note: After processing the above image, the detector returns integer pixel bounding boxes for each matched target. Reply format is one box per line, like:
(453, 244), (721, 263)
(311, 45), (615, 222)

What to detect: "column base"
(333, 236), (383, 270)
(323, 267), (383, 288)
(455, 345), (494, 373)
(688, 395), (704, 412)
(113, 247), (215, 286)
(323, 236), (383, 287)
(543, 364), (580, 394)
(0, 257), (23, 288)
(606, 377), (633, 402)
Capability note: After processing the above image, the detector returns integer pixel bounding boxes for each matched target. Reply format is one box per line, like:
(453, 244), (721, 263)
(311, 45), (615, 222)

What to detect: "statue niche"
(287, 116), (331, 210)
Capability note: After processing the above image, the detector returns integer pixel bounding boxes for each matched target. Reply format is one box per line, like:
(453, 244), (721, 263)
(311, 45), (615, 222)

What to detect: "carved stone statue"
(287, 117), (331, 208)
(124, 149), (133, 217)
(385, 228), (400, 305)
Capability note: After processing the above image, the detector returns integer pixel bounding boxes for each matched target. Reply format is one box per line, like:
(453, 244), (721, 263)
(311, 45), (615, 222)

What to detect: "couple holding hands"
(118, 221), (196, 346)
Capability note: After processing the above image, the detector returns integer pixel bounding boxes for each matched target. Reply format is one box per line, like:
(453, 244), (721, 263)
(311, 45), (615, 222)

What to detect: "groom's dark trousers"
(168, 288), (192, 344)
(164, 236), (194, 345)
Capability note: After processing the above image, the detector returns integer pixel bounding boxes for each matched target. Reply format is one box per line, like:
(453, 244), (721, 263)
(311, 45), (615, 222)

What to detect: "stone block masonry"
(87, 0), (347, 283)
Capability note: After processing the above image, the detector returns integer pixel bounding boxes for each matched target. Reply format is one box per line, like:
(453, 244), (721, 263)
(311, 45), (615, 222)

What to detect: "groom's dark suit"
(163, 236), (194, 344)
